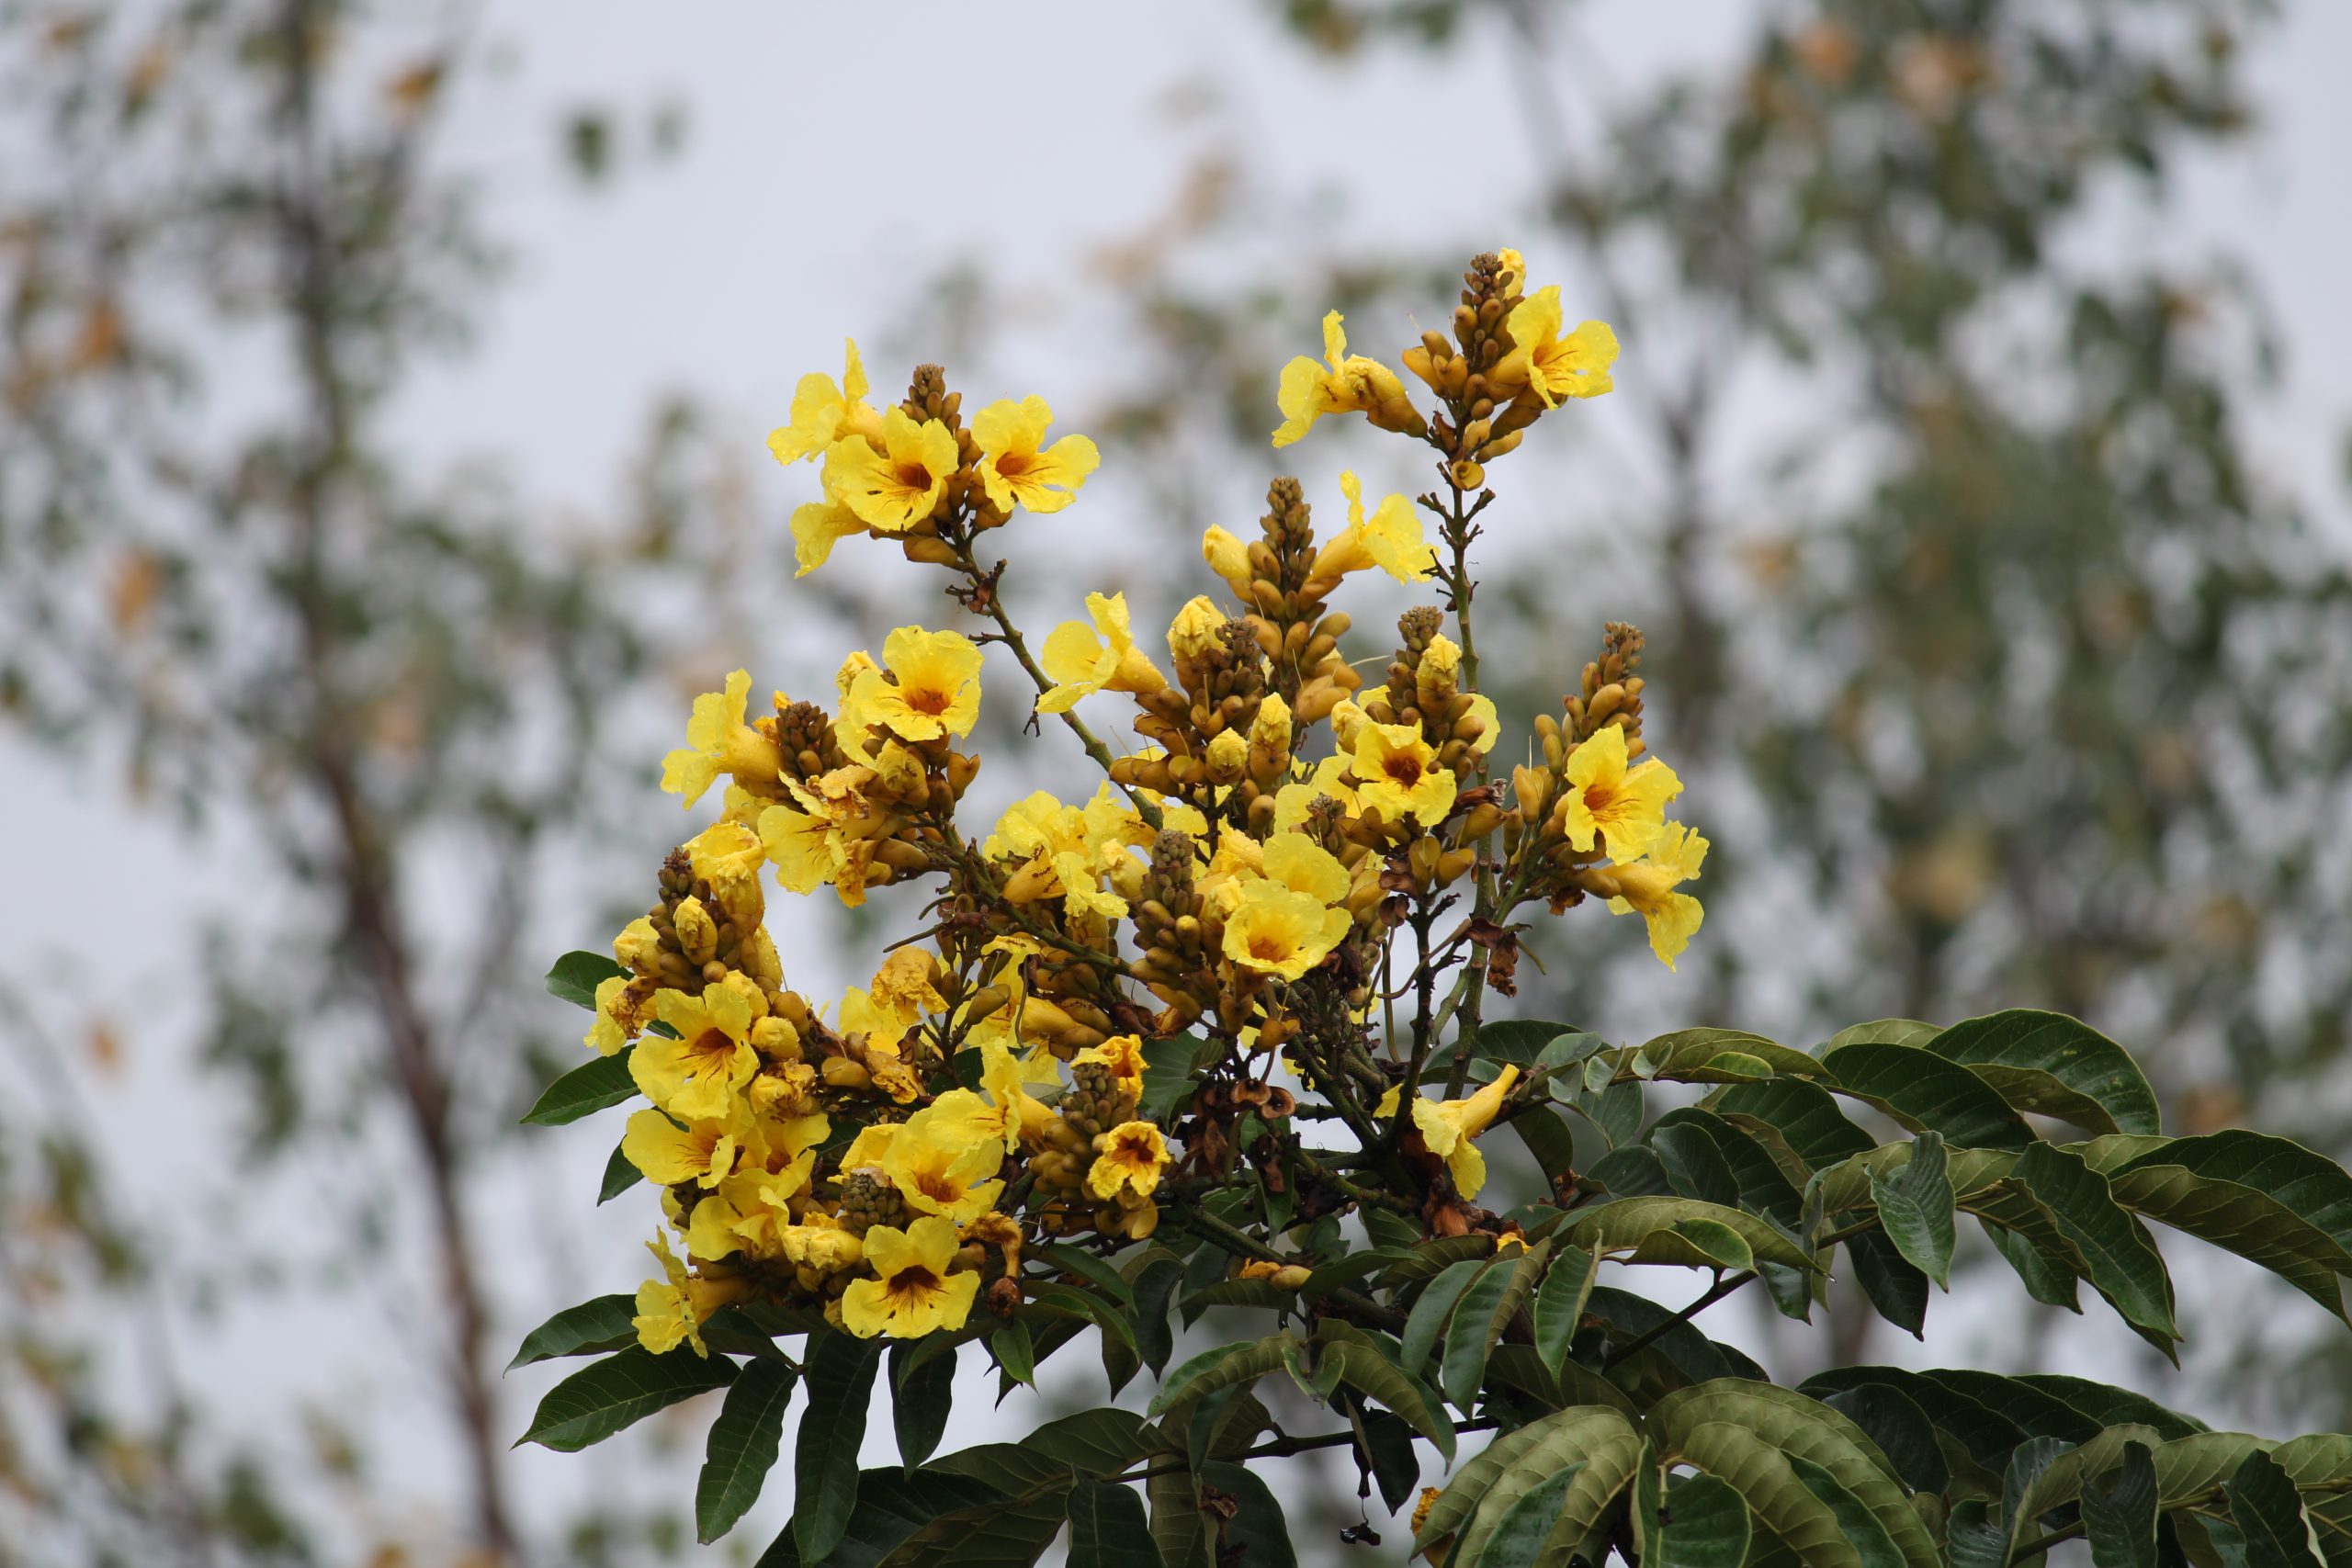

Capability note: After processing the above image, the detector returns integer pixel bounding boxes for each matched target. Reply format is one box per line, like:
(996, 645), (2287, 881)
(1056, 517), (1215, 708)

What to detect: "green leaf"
(1467, 1462), (1582, 1568)
(1399, 1257), (1487, 1377)
(1148, 1467), (1207, 1568)
(1650, 1109), (1805, 1226)
(547, 949), (628, 1008)
(1422, 1405), (1641, 1567)
(1589, 1079), (1645, 1146)
(2110, 1130), (2352, 1256)
(2003, 1434), (2075, 1550)
(1130, 1258), (1183, 1376)
(2086, 1141), (2352, 1324)
(1067, 1474), (1161, 1568)
(516, 1344), (736, 1452)
(897, 1410), (1159, 1568)
(1440, 1259), (1515, 1410)
(2010, 1375), (2206, 1439)
(2009, 1142), (2177, 1350)
(697, 1359), (797, 1543)
(1668, 1218), (1755, 1271)
(1029, 1242), (1137, 1304)
(1358, 1408), (1421, 1514)
(2228, 1448), (2326, 1568)
(1823, 1019), (1944, 1052)
(1799, 1368), (2030, 1474)
(1624, 1028), (1831, 1085)
(1983, 1218), (2084, 1311)
(2082, 1438), (2160, 1568)
(598, 1141), (642, 1202)
(1945, 1500), (2007, 1568)
(1652, 1472), (1751, 1568)
(1817, 1382), (1948, 1496)
(1647, 1381), (1939, 1568)
(1926, 1010), (2162, 1136)
(1713, 1078), (1876, 1172)
(991, 1319), (1035, 1386)
(1653, 1122), (1742, 1208)
(1787, 1453), (1905, 1568)
(1148, 1335), (1290, 1416)
(1473, 1019), (1586, 1067)
(1510, 1106), (1579, 1184)
(1819, 1042), (2037, 1150)
(521, 1047), (639, 1126)
(1319, 1336), (1457, 1461)
(1846, 1233), (1929, 1337)
(1583, 1145), (1675, 1198)
(752, 1468), (1011, 1568)
(1870, 1132), (1955, 1290)
(1137, 1033), (1213, 1123)
(1561, 1196), (1816, 1273)
(1532, 1242), (1600, 1375)
(1199, 1460), (1296, 1568)
(791, 1332), (885, 1562)
(508, 1293), (637, 1370)
(890, 1339), (956, 1469)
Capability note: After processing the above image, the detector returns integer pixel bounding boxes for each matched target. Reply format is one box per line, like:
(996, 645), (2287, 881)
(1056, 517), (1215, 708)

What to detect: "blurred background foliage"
(1, 0), (2347, 1564)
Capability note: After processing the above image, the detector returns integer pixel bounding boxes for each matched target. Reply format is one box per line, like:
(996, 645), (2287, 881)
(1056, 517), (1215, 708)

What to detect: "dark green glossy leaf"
(1440, 1259), (1514, 1410)
(1399, 1257), (1487, 1377)
(1928, 1010), (2161, 1136)
(1787, 1452), (1905, 1568)
(1820, 1042), (2036, 1150)
(1819, 1382), (1949, 1496)
(1200, 1461), (1296, 1568)
(1983, 1217), (2084, 1311)
(1653, 1121), (1741, 1208)
(1468, 1462), (1582, 1568)
(2227, 1448), (2325, 1568)
(697, 1359), (797, 1542)
(2009, 1142), (2177, 1350)
(890, 1339), (956, 1469)
(1533, 1241), (1600, 1375)
(1067, 1473), (1161, 1568)
(751, 1469), (1010, 1568)
(517, 1344), (735, 1452)
(508, 1293), (636, 1370)
(1138, 1034), (1213, 1124)
(1871, 1132), (1955, 1290)
(521, 1046), (638, 1126)
(1473, 1019), (1585, 1068)
(598, 1141), (642, 1202)
(2082, 1439), (2160, 1568)
(790, 1332), (884, 1562)
(547, 949), (627, 1008)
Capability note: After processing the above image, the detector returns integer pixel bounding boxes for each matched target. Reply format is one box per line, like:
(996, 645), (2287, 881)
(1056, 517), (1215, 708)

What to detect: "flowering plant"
(519, 254), (2352, 1565)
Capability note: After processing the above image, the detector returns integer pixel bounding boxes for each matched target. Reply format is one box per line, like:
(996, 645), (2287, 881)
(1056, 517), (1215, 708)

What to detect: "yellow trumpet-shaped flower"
(842, 626), (984, 742)
(841, 1216), (980, 1339)
(1201, 525), (1254, 600)
(621, 1107), (741, 1189)
(974, 395), (1100, 514)
(1559, 725), (1681, 862)
(757, 803), (841, 896)
(1351, 722), (1459, 827)
(1497, 288), (1617, 407)
(1073, 1033), (1149, 1095)
(1602, 821), (1708, 970)
(1087, 1121), (1170, 1201)
(586, 974), (632, 1056)
(789, 497), (867, 577)
(1272, 310), (1424, 447)
(635, 976), (765, 1122)
(1168, 595), (1228, 662)
(781, 1213), (865, 1274)
(686, 1150), (816, 1260)
(632, 1232), (709, 1357)
(1259, 831), (1351, 906)
(767, 338), (877, 464)
(1272, 754), (1361, 833)
(1408, 1066), (1520, 1199)
(823, 409), (960, 533)
(1038, 592), (1168, 714)
(881, 1115), (1006, 1224)
(1313, 472), (1436, 584)
(660, 670), (784, 808)
(1222, 879), (1352, 981)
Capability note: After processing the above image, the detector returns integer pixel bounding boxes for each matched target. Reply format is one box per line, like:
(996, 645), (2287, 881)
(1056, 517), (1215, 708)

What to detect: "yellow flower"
(1559, 725), (1681, 862)
(635, 977), (764, 1121)
(686, 1152), (815, 1260)
(758, 803), (840, 895)
(1038, 592), (1168, 714)
(1168, 596), (1227, 662)
(1313, 472), (1435, 584)
(1222, 879), (1352, 981)
(1409, 1066), (1520, 1199)
(621, 1107), (741, 1189)
(790, 498), (866, 576)
(881, 1115), (1006, 1224)
(1604, 822), (1708, 970)
(974, 395), (1100, 514)
(823, 409), (960, 533)
(842, 626), (984, 742)
(1272, 310), (1424, 447)
(1272, 754), (1360, 832)
(1073, 1034), (1148, 1094)
(632, 1233), (708, 1358)
(660, 670), (783, 809)
(1498, 288), (1617, 407)
(767, 338), (877, 464)
(1258, 831), (1351, 906)
(1087, 1121), (1170, 1200)
(781, 1213), (865, 1273)
(1202, 526), (1254, 599)
(838, 985), (926, 1103)
(586, 974), (632, 1056)
(841, 1216), (980, 1338)
(1351, 722), (1459, 826)
(870, 947), (946, 1021)
(1251, 692), (1294, 755)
